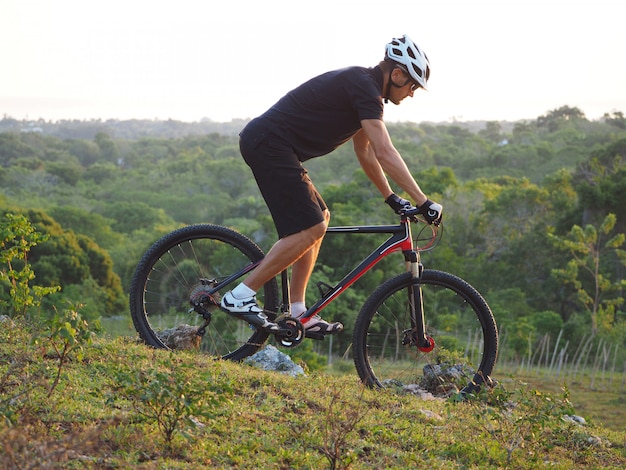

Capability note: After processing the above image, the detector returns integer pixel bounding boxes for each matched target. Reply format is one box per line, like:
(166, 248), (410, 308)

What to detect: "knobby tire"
(129, 224), (279, 361)
(353, 270), (498, 394)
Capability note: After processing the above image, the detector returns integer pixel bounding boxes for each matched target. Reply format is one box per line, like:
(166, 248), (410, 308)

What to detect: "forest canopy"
(1, 106), (625, 361)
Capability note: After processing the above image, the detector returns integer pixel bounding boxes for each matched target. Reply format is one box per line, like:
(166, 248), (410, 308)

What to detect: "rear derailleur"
(188, 279), (220, 337)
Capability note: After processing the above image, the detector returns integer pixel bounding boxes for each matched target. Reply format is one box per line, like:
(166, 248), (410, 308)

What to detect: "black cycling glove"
(385, 193), (413, 214)
(418, 199), (443, 226)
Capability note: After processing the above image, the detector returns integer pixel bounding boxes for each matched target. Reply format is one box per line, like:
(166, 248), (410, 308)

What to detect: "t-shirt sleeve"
(348, 74), (384, 122)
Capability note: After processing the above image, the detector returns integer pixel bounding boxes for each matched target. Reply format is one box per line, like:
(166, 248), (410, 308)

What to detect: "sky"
(2, 0), (625, 124)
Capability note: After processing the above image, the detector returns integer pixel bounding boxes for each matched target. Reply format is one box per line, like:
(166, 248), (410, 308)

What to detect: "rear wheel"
(353, 270), (498, 394)
(129, 224), (279, 361)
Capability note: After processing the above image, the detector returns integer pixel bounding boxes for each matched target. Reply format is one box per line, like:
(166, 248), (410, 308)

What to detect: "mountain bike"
(129, 208), (498, 394)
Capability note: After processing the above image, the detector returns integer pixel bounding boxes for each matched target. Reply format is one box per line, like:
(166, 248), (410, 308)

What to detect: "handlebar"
(400, 206), (421, 221)
(400, 207), (442, 251)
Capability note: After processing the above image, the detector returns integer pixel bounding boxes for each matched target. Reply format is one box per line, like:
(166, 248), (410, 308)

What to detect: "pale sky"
(2, 0), (625, 124)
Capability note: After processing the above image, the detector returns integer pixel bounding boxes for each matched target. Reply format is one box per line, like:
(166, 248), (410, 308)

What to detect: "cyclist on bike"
(221, 35), (443, 333)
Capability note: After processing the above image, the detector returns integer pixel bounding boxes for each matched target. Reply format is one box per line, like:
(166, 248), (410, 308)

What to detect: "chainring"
(274, 318), (305, 348)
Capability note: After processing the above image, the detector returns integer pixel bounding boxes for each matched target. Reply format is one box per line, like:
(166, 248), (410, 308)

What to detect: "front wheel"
(129, 224), (280, 361)
(353, 270), (498, 394)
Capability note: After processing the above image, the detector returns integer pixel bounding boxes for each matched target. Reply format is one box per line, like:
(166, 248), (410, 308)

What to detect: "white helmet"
(385, 35), (430, 90)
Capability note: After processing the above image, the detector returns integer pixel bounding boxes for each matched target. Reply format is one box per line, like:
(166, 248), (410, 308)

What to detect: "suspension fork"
(405, 250), (435, 352)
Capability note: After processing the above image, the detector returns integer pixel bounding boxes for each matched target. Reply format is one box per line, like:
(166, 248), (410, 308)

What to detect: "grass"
(497, 367), (626, 433)
(2, 317), (625, 469)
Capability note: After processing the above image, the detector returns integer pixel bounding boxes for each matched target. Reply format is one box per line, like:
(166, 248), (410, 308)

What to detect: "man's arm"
(353, 119), (428, 207)
(352, 127), (394, 198)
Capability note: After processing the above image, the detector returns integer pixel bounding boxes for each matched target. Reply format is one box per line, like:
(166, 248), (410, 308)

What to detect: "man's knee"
(322, 209), (331, 224)
(309, 219), (327, 240)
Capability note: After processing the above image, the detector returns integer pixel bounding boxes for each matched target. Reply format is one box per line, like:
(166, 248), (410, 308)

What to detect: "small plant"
(314, 384), (367, 470)
(0, 213), (60, 317)
(40, 305), (97, 397)
(462, 380), (575, 465)
(113, 355), (224, 450)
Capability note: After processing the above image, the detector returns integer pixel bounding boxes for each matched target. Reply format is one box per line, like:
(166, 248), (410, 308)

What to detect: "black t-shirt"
(242, 65), (384, 161)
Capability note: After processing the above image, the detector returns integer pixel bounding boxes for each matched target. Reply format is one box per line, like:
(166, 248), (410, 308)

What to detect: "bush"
(0, 213), (59, 316)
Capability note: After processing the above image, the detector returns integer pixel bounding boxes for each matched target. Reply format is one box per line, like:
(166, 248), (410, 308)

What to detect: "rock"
(157, 324), (201, 350)
(245, 345), (305, 377)
(402, 383), (438, 400)
(562, 414), (587, 425)
(420, 363), (475, 396)
(419, 408), (444, 420)
(586, 435), (603, 446)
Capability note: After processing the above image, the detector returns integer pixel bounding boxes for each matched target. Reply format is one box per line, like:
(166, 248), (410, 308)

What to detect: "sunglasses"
(400, 76), (421, 92)
(395, 67), (421, 91)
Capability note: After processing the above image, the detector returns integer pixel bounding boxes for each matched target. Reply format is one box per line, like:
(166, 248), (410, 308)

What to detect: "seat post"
(280, 270), (290, 315)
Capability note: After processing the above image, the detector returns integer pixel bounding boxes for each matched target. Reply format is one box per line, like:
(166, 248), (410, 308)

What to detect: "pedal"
(304, 331), (325, 340)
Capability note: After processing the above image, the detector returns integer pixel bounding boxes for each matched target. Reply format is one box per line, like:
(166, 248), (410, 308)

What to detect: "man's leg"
(221, 221), (326, 331)
(287, 210), (342, 333)
(289, 210), (330, 307)
(242, 219), (327, 292)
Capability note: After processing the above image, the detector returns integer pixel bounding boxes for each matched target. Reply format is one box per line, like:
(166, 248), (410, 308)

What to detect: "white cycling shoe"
(220, 291), (281, 332)
(301, 315), (344, 335)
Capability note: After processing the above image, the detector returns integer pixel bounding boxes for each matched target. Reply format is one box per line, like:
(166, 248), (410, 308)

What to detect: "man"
(221, 35), (443, 334)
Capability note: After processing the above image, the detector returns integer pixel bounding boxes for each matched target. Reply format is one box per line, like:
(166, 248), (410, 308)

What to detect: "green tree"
(67, 138), (101, 166)
(478, 177), (552, 258)
(97, 201), (172, 234)
(574, 138), (626, 232)
(46, 160), (82, 186)
(0, 133), (40, 167)
(603, 110), (626, 129)
(4, 209), (126, 319)
(479, 121), (503, 143)
(94, 132), (120, 164)
(531, 310), (564, 340)
(548, 213), (626, 334)
(536, 106), (586, 132)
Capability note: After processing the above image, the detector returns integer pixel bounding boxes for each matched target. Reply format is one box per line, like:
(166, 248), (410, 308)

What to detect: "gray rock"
(420, 363), (475, 395)
(157, 324), (201, 350)
(562, 414), (587, 425)
(245, 345), (305, 377)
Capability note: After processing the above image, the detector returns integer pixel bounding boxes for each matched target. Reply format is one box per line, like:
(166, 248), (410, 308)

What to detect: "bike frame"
(298, 215), (431, 348)
(204, 214), (433, 348)
(301, 217), (415, 318)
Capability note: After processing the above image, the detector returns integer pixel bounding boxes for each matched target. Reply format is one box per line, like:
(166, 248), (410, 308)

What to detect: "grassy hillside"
(1, 317), (625, 469)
